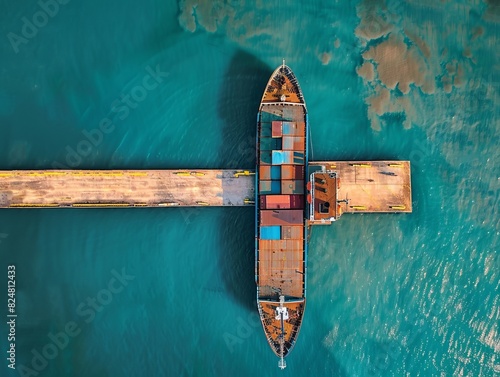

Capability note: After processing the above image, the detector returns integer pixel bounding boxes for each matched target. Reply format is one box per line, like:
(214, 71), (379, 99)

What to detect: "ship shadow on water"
(216, 51), (271, 310)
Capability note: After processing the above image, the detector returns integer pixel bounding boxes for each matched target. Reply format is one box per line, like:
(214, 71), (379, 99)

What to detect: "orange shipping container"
(261, 195), (304, 209)
(281, 226), (303, 240)
(259, 166), (272, 180)
(265, 195), (291, 209)
(281, 165), (304, 180)
(282, 136), (305, 151)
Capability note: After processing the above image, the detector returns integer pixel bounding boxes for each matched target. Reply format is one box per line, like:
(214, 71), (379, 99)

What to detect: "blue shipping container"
(260, 151), (272, 164)
(271, 166), (281, 180)
(260, 138), (282, 151)
(260, 226), (281, 240)
(272, 151), (295, 165)
(261, 123), (272, 137)
(272, 150), (284, 164)
(293, 151), (304, 164)
(270, 180), (281, 194)
(282, 121), (296, 135)
(259, 180), (281, 194)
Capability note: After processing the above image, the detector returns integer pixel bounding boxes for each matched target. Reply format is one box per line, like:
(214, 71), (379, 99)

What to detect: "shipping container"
(281, 136), (293, 150)
(260, 209), (303, 226)
(259, 165), (272, 180)
(282, 180), (304, 195)
(297, 121), (306, 134)
(260, 150), (272, 165)
(281, 165), (304, 180)
(282, 136), (305, 151)
(282, 122), (295, 136)
(270, 166), (281, 180)
(261, 194), (303, 209)
(260, 226), (281, 240)
(282, 121), (305, 136)
(272, 151), (300, 165)
(261, 194), (291, 209)
(260, 166), (282, 181)
(260, 137), (282, 151)
(271, 151), (285, 165)
(289, 194), (305, 209)
(293, 151), (304, 164)
(259, 180), (281, 194)
(272, 121), (282, 137)
(260, 122), (272, 137)
(281, 225), (303, 240)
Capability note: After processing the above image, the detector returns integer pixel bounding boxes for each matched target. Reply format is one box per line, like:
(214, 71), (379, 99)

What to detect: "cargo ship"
(255, 61), (308, 369)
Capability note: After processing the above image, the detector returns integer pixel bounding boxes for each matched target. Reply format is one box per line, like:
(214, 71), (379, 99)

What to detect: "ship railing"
(258, 297), (305, 304)
(261, 101), (305, 107)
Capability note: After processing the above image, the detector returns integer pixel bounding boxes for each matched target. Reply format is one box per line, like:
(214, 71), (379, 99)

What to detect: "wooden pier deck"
(0, 170), (255, 208)
(308, 161), (412, 220)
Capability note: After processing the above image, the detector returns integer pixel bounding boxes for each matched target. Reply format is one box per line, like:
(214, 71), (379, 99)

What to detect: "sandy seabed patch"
(362, 34), (435, 95)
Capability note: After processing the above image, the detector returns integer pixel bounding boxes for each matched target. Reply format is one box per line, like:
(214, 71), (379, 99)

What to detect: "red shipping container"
(260, 210), (303, 226)
(272, 121), (282, 137)
(289, 194), (305, 209)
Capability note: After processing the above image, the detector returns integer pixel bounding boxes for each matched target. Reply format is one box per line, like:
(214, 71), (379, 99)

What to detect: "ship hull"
(255, 62), (308, 368)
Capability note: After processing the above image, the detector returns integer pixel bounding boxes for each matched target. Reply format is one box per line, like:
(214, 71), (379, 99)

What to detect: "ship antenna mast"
(276, 295), (288, 369)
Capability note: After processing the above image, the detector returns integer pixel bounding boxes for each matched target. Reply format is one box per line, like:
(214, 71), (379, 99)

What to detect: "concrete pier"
(308, 161), (412, 218)
(0, 170), (255, 208)
(0, 162), (411, 212)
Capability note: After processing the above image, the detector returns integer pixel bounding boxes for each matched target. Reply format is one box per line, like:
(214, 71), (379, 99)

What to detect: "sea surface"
(0, 1), (499, 376)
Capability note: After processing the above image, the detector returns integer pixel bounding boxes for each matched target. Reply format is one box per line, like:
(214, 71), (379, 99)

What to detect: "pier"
(308, 161), (412, 225)
(0, 162), (411, 212)
(0, 169), (255, 208)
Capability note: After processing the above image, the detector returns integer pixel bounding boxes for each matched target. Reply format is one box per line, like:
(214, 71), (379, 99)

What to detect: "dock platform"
(0, 170), (255, 208)
(0, 163), (411, 212)
(308, 161), (412, 225)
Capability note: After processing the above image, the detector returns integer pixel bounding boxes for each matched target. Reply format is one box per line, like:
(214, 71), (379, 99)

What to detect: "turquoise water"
(0, 1), (498, 376)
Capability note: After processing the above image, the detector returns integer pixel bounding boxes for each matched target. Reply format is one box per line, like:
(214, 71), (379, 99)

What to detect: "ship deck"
(261, 65), (305, 105)
(257, 101), (307, 300)
(258, 300), (304, 356)
(258, 232), (304, 298)
(0, 169), (255, 208)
